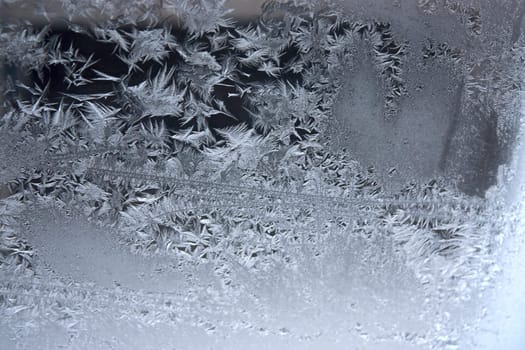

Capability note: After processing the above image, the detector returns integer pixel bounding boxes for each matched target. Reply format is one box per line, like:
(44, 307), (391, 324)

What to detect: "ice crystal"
(120, 27), (176, 70)
(122, 67), (184, 120)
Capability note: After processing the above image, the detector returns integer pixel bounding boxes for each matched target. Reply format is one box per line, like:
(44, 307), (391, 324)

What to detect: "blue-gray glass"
(0, 1), (524, 349)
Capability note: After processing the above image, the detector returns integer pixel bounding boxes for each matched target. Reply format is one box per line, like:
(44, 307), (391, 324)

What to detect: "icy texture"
(0, 0), (524, 349)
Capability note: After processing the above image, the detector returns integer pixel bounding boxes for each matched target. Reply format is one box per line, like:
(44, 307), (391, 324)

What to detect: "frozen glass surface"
(1, 1), (524, 349)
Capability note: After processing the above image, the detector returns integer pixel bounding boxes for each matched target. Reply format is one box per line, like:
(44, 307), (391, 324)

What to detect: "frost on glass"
(0, 0), (524, 349)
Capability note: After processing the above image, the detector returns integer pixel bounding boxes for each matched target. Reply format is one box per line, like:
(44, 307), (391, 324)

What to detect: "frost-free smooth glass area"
(1, 1), (524, 349)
